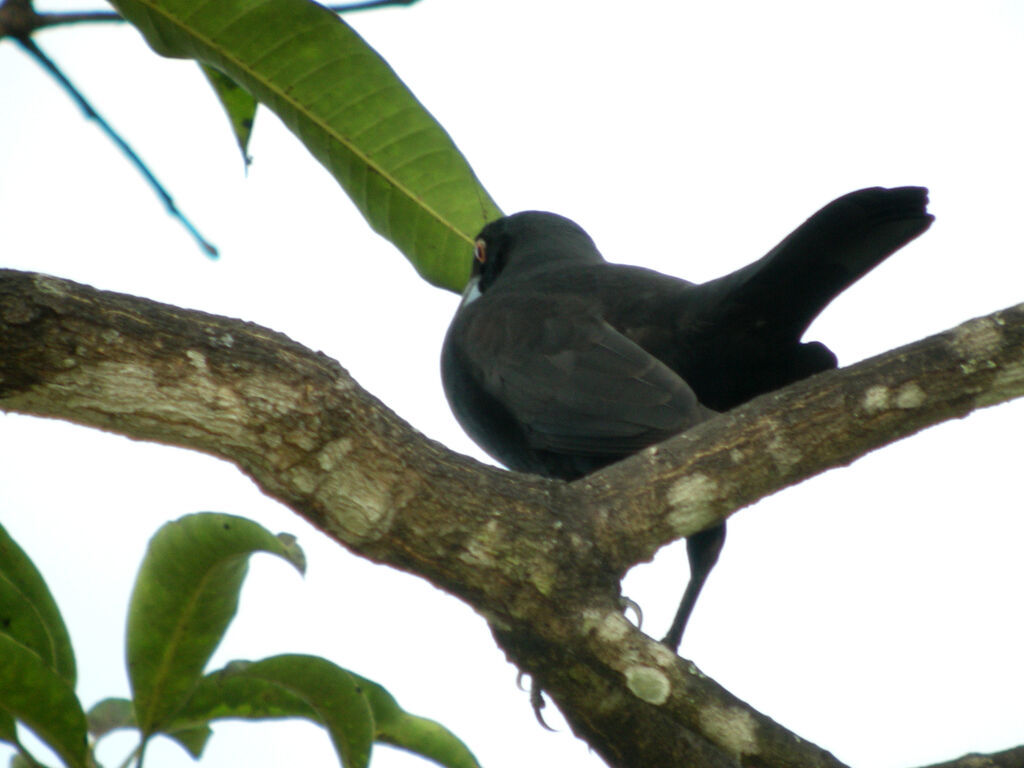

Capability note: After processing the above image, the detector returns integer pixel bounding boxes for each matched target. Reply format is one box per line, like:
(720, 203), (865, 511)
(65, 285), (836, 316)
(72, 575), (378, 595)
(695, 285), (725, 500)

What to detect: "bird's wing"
(460, 296), (710, 458)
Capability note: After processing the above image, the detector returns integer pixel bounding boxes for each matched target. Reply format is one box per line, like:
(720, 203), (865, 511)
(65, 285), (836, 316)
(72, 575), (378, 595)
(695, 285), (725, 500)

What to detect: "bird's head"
(458, 211), (604, 308)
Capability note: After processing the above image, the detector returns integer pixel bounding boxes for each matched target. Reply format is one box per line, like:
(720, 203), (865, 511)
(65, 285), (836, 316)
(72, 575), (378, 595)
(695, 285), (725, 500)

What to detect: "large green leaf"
(0, 523), (75, 685)
(219, 655), (374, 768)
(0, 634), (89, 768)
(108, 0), (502, 291)
(126, 513), (304, 734)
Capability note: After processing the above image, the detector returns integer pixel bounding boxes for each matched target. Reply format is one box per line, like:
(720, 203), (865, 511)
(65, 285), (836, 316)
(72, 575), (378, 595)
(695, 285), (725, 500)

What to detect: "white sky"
(2, 2), (1024, 767)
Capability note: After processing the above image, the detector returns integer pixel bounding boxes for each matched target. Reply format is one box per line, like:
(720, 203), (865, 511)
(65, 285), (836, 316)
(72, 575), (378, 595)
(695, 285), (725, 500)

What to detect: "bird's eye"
(474, 239), (487, 264)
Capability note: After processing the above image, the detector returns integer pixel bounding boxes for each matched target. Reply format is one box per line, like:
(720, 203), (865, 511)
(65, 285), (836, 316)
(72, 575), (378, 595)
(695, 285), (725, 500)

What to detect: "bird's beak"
(459, 274), (483, 309)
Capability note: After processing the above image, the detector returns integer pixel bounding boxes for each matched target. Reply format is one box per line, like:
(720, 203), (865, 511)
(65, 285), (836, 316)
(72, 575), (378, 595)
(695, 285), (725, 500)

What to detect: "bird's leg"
(661, 523), (727, 651)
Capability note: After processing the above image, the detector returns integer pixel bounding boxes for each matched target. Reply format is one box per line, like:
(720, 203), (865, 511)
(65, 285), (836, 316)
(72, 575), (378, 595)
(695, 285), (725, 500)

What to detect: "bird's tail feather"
(706, 186), (934, 339)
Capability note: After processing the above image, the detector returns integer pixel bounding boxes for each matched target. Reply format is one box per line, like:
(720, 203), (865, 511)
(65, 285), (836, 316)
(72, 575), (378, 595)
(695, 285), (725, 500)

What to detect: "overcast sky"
(2, 2), (1024, 767)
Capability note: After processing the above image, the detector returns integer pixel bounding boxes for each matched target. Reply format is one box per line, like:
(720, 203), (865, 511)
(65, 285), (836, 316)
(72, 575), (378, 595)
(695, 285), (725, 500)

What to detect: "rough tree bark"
(2, 268), (1023, 768)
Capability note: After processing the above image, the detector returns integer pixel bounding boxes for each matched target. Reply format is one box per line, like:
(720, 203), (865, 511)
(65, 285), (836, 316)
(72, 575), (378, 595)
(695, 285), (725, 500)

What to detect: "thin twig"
(14, 36), (219, 258)
(9, 0), (424, 31)
(1, 0), (119, 34)
(32, 10), (122, 26)
(326, 0), (422, 11)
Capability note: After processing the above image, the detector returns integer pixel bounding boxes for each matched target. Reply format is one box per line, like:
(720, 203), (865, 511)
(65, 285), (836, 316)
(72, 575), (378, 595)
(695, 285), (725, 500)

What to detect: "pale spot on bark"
(185, 349), (208, 371)
(625, 665), (670, 705)
(459, 520), (503, 569)
(591, 610), (631, 643)
(665, 473), (719, 533)
(699, 703), (759, 757)
(316, 472), (393, 542)
(895, 382), (926, 408)
(667, 473), (718, 509)
(317, 437), (353, 470)
(766, 433), (801, 472)
(648, 642), (678, 668)
(952, 316), (1004, 360)
(862, 384), (890, 413)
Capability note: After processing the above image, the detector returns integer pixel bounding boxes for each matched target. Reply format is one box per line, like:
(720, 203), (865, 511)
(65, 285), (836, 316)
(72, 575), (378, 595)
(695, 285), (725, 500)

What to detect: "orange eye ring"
(474, 239), (487, 264)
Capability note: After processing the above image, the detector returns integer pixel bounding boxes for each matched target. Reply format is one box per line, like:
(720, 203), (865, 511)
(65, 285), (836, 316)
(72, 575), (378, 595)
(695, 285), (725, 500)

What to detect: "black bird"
(441, 187), (933, 650)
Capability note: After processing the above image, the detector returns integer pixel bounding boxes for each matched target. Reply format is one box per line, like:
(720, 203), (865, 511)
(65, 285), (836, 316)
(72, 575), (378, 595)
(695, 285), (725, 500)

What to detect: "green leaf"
(0, 711), (17, 744)
(126, 513), (304, 734)
(172, 659), (478, 768)
(353, 674), (480, 768)
(164, 723), (213, 759)
(0, 634), (89, 768)
(86, 696), (213, 759)
(0, 523), (75, 685)
(220, 655), (374, 768)
(108, 0), (502, 292)
(200, 65), (257, 167)
(86, 697), (136, 738)
(170, 665), (319, 724)
(158, 666), (321, 760)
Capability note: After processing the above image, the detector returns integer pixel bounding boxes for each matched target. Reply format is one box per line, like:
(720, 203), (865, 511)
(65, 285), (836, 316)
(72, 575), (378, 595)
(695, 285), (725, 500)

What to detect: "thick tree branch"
(2, 268), (1022, 768)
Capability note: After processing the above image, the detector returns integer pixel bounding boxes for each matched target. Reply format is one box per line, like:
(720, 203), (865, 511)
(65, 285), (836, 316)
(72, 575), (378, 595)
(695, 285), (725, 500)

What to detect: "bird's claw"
(619, 595), (643, 628)
(518, 671), (556, 731)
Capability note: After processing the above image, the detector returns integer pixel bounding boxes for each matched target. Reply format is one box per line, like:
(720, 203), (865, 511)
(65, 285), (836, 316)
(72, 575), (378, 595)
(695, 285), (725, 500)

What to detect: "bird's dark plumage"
(441, 187), (933, 650)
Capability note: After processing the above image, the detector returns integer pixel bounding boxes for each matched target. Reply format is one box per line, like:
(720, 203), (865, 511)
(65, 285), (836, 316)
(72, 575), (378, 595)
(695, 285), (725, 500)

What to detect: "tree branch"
(917, 745), (1024, 768)
(2, 268), (1021, 768)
